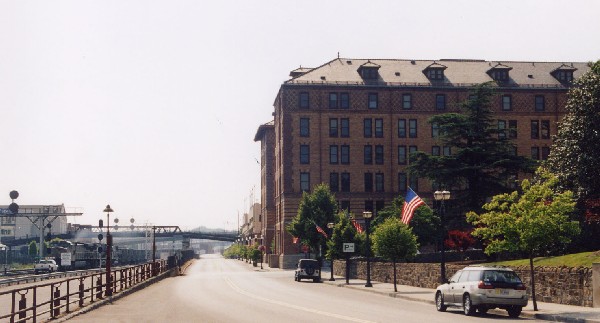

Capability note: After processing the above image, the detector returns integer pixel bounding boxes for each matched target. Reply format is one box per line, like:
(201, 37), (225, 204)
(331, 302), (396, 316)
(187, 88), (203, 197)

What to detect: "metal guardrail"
(0, 260), (168, 322)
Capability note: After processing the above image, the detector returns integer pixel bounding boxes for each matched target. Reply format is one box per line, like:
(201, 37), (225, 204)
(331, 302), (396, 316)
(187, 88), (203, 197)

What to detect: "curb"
(323, 280), (600, 322)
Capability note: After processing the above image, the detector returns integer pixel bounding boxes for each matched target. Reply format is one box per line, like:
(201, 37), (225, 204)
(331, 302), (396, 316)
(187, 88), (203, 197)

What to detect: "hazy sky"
(1, 0), (599, 231)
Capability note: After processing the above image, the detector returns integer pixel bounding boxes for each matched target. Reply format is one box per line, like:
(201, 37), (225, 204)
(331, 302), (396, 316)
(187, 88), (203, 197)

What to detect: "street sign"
(0, 208), (13, 215)
(343, 243), (355, 253)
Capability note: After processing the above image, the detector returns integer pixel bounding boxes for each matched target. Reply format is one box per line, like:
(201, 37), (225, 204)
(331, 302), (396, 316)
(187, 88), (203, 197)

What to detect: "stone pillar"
(593, 263), (600, 308)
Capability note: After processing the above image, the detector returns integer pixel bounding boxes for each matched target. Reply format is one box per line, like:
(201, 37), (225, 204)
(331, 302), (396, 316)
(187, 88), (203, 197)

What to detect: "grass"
(484, 251), (600, 268)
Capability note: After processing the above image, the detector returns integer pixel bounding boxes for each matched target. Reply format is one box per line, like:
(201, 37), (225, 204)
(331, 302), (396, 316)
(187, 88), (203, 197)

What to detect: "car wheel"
(463, 294), (475, 316)
(507, 306), (522, 318)
(435, 292), (447, 312)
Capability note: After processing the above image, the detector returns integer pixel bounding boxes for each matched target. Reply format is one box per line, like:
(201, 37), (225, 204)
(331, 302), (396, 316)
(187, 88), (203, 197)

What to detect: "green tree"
(466, 169), (580, 311)
(326, 211), (361, 260)
(372, 196), (439, 247)
(546, 60), (600, 249)
(409, 83), (533, 220)
(28, 241), (38, 257)
(371, 217), (419, 292)
(287, 184), (338, 258)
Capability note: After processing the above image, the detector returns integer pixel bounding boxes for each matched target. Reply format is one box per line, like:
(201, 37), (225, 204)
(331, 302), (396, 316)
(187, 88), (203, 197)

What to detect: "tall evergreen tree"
(408, 82), (534, 221)
(545, 60), (600, 249)
(286, 184), (338, 257)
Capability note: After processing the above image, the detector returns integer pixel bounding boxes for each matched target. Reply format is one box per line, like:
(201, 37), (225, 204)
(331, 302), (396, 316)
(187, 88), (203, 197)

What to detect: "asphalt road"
(66, 254), (546, 322)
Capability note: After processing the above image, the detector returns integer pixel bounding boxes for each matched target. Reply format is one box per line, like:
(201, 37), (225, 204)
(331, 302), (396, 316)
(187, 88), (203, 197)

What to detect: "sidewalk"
(317, 268), (600, 323)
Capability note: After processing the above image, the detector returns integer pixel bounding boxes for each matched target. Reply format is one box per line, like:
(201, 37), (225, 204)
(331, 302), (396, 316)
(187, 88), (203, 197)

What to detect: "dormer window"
(487, 63), (512, 82)
(358, 61), (381, 80)
(423, 62), (447, 81)
(551, 64), (577, 83)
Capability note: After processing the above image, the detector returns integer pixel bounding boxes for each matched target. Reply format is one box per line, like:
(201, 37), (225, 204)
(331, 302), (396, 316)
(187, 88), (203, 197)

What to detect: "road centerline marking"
(224, 276), (375, 323)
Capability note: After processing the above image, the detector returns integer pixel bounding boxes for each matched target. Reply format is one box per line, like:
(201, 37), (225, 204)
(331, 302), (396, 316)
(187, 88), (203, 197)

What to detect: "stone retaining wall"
(333, 260), (594, 307)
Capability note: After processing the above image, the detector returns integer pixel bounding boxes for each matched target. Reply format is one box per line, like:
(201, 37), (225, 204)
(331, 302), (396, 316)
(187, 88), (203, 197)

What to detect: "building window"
(498, 120), (507, 139)
(398, 119), (406, 138)
(428, 69), (444, 80)
(300, 145), (310, 164)
(375, 173), (384, 192)
(375, 118), (383, 138)
(368, 93), (378, 109)
(300, 118), (310, 137)
(329, 118), (338, 137)
(431, 122), (440, 138)
(409, 119), (417, 138)
(364, 200), (374, 212)
(341, 172), (350, 192)
(375, 200), (385, 214)
(555, 70), (574, 83)
(402, 94), (412, 109)
(509, 120), (518, 139)
(330, 173), (339, 192)
(341, 145), (350, 164)
(300, 172), (310, 191)
(340, 200), (350, 211)
(432, 146), (440, 156)
(541, 120), (550, 139)
(409, 146), (418, 163)
(398, 146), (407, 165)
(329, 93), (338, 109)
(364, 145), (373, 165)
(535, 95), (545, 112)
(375, 145), (384, 165)
(299, 92), (309, 109)
(490, 69), (509, 81)
(398, 173), (407, 192)
(531, 147), (540, 160)
(340, 118), (349, 137)
(436, 94), (446, 110)
(364, 172), (373, 192)
(409, 175), (419, 191)
(329, 145), (338, 164)
(362, 68), (378, 80)
(364, 119), (373, 137)
(541, 147), (550, 160)
(443, 146), (451, 156)
(340, 93), (350, 109)
(531, 120), (540, 139)
(502, 95), (512, 111)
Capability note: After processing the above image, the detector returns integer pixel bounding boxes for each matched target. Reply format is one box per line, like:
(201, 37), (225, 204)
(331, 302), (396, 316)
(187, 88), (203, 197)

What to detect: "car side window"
(467, 270), (482, 282)
(458, 271), (471, 283)
(449, 271), (462, 283)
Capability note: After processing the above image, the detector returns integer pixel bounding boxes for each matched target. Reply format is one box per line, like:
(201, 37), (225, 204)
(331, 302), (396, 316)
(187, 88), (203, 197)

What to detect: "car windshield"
(482, 270), (522, 283)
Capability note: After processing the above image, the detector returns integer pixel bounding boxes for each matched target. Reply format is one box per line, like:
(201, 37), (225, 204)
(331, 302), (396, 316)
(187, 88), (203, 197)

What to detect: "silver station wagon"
(435, 266), (528, 317)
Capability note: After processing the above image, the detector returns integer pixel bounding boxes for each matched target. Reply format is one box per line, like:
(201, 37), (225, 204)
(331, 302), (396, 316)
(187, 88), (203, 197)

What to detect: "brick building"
(255, 58), (590, 268)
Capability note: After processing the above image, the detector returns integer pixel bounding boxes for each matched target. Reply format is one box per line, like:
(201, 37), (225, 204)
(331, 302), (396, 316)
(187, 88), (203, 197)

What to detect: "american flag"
(351, 218), (364, 234)
(401, 187), (425, 225)
(315, 224), (328, 238)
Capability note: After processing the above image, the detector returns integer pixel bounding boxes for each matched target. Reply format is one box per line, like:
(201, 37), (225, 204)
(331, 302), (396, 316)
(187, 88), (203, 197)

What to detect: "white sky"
(1, 0), (599, 231)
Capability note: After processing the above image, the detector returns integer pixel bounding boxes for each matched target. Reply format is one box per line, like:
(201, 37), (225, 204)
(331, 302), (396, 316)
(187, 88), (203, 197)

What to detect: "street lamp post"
(103, 204), (114, 297)
(327, 222), (335, 281)
(434, 190), (451, 283)
(152, 226), (157, 276)
(363, 211), (373, 288)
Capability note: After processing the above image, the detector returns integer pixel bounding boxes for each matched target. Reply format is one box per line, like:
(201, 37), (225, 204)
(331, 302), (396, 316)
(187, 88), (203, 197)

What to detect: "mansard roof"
(284, 58), (590, 88)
